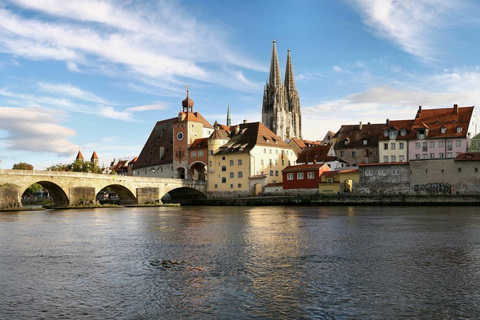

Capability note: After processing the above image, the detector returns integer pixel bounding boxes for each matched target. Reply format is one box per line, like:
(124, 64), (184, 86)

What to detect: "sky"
(1, 0), (480, 170)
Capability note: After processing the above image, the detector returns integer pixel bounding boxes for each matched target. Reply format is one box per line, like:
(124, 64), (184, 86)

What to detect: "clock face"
(176, 131), (184, 141)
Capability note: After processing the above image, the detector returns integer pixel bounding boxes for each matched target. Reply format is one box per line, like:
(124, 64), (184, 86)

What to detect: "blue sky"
(1, 0), (480, 169)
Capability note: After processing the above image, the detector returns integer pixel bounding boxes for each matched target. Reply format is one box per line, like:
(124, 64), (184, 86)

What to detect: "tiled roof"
(378, 119), (414, 140)
(90, 151), (98, 160)
(297, 145), (336, 163)
(76, 150), (84, 160)
(216, 122), (290, 155)
(333, 123), (385, 149)
(455, 153), (480, 161)
(283, 163), (328, 172)
(210, 128), (230, 140)
(413, 105), (474, 139)
(175, 111), (214, 128)
(189, 138), (208, 150)
(133, 117), (176, 169)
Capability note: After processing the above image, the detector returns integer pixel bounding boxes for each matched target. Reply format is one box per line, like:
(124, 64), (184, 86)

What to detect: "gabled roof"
(455, 153), (480, 161)
(283, 163), (329, 172)
(210, 128), (230, 140)
(176, 111), (214, 128)
(189, 138), (208, 150)
(413, 105), (474, 138)
(379, 119), (415, 140)
(297, 145), (338, 163)
(133, 117), (176, 169)
(216, 122), (290, 155)
(333, 123), (385, 149)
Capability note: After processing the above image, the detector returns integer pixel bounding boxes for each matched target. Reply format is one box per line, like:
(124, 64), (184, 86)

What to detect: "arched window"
(229, 160), (234, 166)
(222, 166), (226, 172)
(221, 177), (226, 183)
(275, 170), (279, 176)
(238, 172), (243, 178)
(270, 170), (274, 176)
(230, 172), (234, 178)
(238, 159), (242, 165)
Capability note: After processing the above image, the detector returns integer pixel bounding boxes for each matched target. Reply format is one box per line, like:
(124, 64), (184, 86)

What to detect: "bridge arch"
(162, 187), (206, 205)
(188, 161), (207, 181)
(23, 180), (69, 207)
(97, 184), (137, 205)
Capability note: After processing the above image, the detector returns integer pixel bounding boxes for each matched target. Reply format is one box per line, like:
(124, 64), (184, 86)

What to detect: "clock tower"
(172, 87), (212, 179)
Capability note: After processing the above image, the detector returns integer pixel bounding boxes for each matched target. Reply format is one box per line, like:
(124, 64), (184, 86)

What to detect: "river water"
(1, 206), (480, 319)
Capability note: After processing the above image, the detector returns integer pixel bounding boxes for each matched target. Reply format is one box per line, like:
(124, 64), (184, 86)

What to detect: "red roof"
(283, 163), (329, 172)
(91, 151), (98, 160)
(455, 153), (480, 161)
(76, 150), (84, 160)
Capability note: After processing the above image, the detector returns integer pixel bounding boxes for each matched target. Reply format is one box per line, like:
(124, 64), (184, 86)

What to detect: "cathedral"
(262, 40), (302, 141)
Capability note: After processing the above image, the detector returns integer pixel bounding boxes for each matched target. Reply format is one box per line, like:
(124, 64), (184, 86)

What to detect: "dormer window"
(383, 130), (388, 137)
(344, 139), (349, 145)
(441, 126), (447, 134)
(457, 126), (462, 133)
(363, 139), (368, 145)
(389, 130), (398, 139)
(400, 128), (407, 136)
(417, 129), (426, 139)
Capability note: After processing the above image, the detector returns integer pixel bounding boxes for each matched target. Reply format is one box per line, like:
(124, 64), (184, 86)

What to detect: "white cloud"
(99, 106), (134, 121)
(37, 82), (109, 104)
(0, 1), (264, 91)
(351, 0), (459, 61)
(126, 103), (168, 112)
(0, 106), (78, 156)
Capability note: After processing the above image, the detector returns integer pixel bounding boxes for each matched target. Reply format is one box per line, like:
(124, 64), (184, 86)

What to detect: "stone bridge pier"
(0, 170), (207, 209)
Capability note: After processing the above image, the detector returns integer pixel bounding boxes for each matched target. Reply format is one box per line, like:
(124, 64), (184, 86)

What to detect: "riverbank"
(187, 194), (480, 206)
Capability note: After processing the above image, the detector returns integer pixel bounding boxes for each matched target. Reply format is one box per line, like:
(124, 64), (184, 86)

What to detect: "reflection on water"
(1, 206), (480, 319)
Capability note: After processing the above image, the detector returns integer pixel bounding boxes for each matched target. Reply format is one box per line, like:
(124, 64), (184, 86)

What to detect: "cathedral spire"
(226, 102), (231, 127)
(284, 48), (296, 92)
(268, 40), (282, 87)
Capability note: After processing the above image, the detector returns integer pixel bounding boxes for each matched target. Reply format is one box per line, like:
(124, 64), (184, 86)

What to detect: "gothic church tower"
(262, 40), (302, 140)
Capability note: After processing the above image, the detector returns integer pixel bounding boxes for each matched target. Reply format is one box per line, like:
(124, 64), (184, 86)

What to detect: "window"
(415, 142), (420, 149)
(384, 143), (388, 150)
(430, 153), (435, 159)
(391, 143), (396, 150)
(287, 173), (294, 180)
(422, 142), (428, 152)
(238, 172), (243, 178)
(441, 127), (447, 134)
(383, 156), (389, 162)
(222, 166), (226, 172)
(456, 140), (462, 147)
(230, 172), (234, 178)
(439, 153), (444, 158)
(476, 168), (479, 173)
(214, 184), (218, 188)
(399, 142), (404, 150)
(393, 169), (400, 175)
(417, 129), (426, 139)
(209, 150), (213, 155)
(340, 151), (344, 157)
(307, 172), (315, 179)
(264, 148), (266, 154)
(378, 169), (386, 176)
(439, 141), (444, 148)
(447, 152), (453, 158)
(209, 161), (212, 166)
(416, 154), (420, 159)
(365, 170), (373, 176)
(275, 170), (279, 176)
(230, 160), (234, 166)
(458, 168), (462, 173)
(270, 170), (274, 176)
(429, 142), (435, 148)
(447, 141), (452, 150)
(297, 172), (304, 180)
(222, 156), (225, 160)
(352, 151), (356, 157)
(238, 159), (242, 165)
(400, 129), (407, 136)
(191, 151), (197, 157)
(457, 126), (462, 133)
(261, 159), (264, 165)
(399, 155), (405, 162)
(238, 183), (242, 188)
(391, 155), (396, 162)
(363, 139), (368, 145)
(384, 130), (389, 137)
(221, 177), (226, 183)
(389, 131), (398, 139)
(198, 151), (204, 157)
(423, 154), (428, 159)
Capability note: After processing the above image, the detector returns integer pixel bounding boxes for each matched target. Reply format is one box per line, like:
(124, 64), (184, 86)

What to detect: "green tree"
(25, 183), (42, 195)
(12, 162), (34, 170)
(47, 160), (102, 174)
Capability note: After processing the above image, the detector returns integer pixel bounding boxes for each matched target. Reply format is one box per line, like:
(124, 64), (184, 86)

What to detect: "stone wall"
(137, 187), (160, 204)
(0, 185), (21, 209)
(358, 163), (410, 194)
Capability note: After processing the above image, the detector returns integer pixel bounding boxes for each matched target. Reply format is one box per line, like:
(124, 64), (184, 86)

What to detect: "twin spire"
(268, 40), (296, 91)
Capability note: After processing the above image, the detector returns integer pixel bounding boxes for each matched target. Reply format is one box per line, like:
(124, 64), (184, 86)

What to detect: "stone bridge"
(0, 169), (207, 209)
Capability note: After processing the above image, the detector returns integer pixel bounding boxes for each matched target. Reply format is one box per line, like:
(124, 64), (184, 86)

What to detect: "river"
(1, 206), (480, 319)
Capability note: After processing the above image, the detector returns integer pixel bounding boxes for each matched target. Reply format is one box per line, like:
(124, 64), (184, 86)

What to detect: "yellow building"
(318, 169), (360, 194)
(207, 121), (296, 197)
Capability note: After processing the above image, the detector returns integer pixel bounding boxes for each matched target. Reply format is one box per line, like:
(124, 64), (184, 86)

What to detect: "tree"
(47, 160), (102, 174)
(12, 162), (34, 170)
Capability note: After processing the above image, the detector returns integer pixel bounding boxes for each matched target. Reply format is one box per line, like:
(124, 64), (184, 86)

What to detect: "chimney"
(243, 119), (247, 124)
(453, 104), (458, 114)
(305, 155), (309, 165)
(359, 121), (363, 130)
(313, 156), (317, 164)
(386, 119), (390, 126)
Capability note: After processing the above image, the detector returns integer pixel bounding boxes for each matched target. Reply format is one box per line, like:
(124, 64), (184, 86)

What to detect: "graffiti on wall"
(414, 182), (451, 194)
